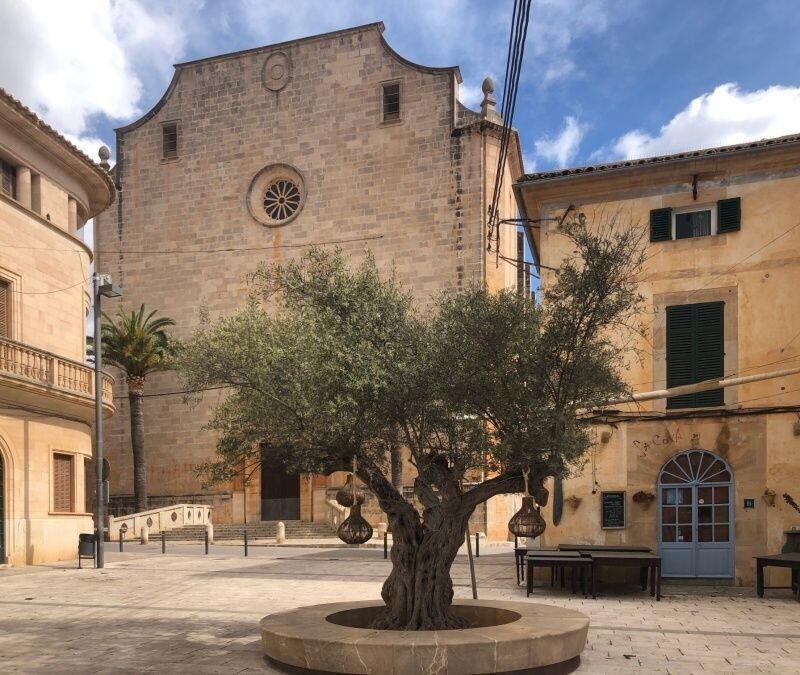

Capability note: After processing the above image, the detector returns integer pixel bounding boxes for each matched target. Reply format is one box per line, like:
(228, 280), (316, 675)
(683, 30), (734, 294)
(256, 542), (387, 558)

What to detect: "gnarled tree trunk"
(373, 507), (473, 630)
(127, 376), (148, 512)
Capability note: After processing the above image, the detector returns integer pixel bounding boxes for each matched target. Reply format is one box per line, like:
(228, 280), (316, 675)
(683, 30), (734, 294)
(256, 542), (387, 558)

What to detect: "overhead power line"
(487, 0), (533, 258)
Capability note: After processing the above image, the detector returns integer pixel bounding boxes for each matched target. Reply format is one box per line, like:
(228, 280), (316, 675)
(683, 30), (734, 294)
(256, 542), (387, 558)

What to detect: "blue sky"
(2, 0), (800, 175)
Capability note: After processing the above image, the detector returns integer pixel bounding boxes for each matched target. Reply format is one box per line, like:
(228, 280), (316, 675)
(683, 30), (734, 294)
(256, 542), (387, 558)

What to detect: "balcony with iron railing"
(0, 335), (114, 421)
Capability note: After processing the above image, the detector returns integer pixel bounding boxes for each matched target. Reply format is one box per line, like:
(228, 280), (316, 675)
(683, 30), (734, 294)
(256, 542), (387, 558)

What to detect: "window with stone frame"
(0, 279), (9, 338)
(162, 123), (179, 159)
(0, 159), (16, 199)
(382, 82), (401, 122)
(53, 453), (75, 513)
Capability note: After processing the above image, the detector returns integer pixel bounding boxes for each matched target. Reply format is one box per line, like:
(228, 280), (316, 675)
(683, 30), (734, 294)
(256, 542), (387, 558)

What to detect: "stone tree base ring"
(260, 599), (588, 674)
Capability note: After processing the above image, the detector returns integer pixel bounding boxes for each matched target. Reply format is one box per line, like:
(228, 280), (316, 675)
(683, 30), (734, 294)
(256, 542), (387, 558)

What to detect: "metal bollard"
(119, 530), (124, 552)
(204, 529), (209, 555)
(383, 532), (388, 559)
(244, 528), (249, 557)
(475, 532), (480, 558)
(515, 535), (518, 549)
(161, 530), (166, 554)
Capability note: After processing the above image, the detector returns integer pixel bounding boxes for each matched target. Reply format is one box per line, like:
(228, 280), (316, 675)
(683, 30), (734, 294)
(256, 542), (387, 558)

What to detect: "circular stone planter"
(260, 599), (588, 674)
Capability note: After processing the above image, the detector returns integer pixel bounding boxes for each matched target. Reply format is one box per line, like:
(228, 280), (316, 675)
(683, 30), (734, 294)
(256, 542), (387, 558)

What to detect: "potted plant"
(632, 491), (656, 507)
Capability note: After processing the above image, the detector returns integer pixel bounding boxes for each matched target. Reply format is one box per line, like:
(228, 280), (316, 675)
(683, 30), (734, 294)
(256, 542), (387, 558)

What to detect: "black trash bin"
(78, 533), (96, 568)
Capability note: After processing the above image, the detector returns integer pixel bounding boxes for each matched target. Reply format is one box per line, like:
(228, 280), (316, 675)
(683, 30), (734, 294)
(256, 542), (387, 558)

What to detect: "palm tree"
(101, 305), (175, 512)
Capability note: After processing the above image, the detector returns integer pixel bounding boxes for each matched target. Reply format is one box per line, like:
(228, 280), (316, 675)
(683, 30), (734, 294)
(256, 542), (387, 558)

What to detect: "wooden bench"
(526, 555), (593, 598)
(587, 551), (662, 601)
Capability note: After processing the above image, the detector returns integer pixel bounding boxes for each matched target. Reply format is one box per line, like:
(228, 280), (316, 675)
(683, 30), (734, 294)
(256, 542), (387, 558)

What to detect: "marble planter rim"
(260, 599), (589, 674)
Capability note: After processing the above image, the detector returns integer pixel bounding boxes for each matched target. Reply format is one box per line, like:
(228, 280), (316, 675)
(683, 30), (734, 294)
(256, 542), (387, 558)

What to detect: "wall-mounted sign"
(601, 490), (626, 529)
(743, 498), (755, 509)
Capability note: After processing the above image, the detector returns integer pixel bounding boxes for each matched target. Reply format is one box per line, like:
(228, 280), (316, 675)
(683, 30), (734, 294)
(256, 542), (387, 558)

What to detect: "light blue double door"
(658, 450), (734, 578)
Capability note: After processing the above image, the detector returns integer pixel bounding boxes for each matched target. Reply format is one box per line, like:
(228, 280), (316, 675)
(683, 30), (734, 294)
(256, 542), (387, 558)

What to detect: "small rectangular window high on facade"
(162, 123), (178, 159)
(382, 83), (401, 122)
(0, 159), (16, 199)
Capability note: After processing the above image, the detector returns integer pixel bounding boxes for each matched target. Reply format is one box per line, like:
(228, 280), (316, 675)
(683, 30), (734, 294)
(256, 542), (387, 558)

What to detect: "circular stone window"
(247, 164), (306, 227)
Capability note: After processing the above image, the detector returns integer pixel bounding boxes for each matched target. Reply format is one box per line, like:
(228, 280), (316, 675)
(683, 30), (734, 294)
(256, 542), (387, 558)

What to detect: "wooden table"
(527, 555), (593, 598)
(515, 548), (576, 585)
(755, 553), (800, 601)
(587, 551), (662, 600)
(558, 544), (652, 552)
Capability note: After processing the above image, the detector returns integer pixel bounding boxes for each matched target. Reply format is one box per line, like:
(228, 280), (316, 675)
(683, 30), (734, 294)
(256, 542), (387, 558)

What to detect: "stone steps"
(159, 520), (335, 541)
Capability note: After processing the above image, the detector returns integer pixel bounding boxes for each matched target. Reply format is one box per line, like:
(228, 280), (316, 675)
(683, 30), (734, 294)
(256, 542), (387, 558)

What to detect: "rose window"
(263, 180), (301, 222)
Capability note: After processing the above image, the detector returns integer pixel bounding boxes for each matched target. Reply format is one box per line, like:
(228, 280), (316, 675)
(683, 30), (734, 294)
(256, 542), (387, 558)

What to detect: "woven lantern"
(507, 470), (547, 539)
(336, 473), (365, 508)
(508, 496), (546, 539)
(335, 457), (373, 545)
(337, 502), (373, 545)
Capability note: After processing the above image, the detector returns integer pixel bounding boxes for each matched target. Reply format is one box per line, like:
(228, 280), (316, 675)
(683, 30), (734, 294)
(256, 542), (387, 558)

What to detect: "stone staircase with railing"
(160, 520), (336, 541)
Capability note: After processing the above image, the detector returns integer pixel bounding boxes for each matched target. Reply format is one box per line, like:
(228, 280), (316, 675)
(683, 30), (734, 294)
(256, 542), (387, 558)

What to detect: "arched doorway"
(658, 450), (734, 578)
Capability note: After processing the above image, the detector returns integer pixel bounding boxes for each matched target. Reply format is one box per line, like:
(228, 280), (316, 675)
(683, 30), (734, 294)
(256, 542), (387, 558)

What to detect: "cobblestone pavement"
(1, 544), (798, 674)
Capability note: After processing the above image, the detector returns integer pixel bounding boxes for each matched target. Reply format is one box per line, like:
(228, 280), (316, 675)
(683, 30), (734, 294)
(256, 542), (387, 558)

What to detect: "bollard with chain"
(244, 528), (249, 557)
(161, 530), (166, 554)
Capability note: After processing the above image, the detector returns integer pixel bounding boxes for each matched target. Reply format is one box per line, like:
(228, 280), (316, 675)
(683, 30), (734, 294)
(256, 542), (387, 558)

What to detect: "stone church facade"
(96, 23), (524, 529)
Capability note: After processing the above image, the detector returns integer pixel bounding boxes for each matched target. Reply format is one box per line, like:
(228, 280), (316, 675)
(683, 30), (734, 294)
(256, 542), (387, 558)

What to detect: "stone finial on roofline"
(480, 76), (502, 123)
(98, 145), (111, 171)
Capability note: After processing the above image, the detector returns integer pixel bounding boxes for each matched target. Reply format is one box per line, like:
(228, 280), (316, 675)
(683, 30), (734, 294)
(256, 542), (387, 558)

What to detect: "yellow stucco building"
(515, 134), (800, 586)
(0, 88), (115, 565)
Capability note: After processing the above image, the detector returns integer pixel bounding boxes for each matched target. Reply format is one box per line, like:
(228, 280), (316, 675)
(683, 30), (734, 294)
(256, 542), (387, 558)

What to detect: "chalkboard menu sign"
(601, 491), (626, 529)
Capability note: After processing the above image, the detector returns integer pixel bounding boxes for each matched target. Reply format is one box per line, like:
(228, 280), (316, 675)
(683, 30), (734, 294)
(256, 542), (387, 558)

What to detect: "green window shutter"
(650, 207), (672, 242)
(666, 305), (695, 409)
(717, 197), (741, 233)
(666, 301), (724, 409)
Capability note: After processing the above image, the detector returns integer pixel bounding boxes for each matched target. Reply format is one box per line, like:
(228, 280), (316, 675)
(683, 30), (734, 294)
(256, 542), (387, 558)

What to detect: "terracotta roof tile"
(519, 133), (800, 184)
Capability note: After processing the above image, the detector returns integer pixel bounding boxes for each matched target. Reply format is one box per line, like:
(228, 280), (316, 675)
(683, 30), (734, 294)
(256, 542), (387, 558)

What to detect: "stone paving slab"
(0, 544), (798, 673)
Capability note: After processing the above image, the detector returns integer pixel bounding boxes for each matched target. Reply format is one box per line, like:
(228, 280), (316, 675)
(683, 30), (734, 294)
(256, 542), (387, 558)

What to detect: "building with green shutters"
(514, 133), (800, 586)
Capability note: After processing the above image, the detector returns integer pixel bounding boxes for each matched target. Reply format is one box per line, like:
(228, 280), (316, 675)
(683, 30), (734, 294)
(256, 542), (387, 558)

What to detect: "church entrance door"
(260, 451), (300, 520)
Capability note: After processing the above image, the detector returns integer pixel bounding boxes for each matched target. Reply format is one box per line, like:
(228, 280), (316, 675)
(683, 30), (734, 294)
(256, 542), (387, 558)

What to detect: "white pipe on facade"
(604, 366), (800, 406)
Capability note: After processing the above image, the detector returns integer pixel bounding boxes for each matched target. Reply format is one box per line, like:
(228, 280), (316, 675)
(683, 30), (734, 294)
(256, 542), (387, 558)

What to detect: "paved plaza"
(1, 544), (799, 674)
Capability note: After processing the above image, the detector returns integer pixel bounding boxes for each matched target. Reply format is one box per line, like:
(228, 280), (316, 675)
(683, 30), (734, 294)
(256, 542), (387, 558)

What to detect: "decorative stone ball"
(482, 76), (495, 95)
(98, 145), (110, 161)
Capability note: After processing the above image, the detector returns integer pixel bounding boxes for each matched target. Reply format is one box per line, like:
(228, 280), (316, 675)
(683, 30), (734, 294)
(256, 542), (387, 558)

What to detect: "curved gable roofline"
(116, 21), (461, 134)
(377, 33), (462, 84)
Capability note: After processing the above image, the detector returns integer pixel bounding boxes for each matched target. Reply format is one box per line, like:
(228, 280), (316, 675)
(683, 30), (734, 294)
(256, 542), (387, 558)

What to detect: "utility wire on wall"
(487, 0), (533, 263)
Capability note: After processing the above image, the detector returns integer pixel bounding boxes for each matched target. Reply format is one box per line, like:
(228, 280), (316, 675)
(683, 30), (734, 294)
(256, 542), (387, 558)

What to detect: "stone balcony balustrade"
(0, 335), (114, 421)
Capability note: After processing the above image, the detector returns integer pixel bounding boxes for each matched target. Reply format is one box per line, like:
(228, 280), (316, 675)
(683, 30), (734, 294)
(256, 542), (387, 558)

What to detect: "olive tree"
(179, 217), (644, 630)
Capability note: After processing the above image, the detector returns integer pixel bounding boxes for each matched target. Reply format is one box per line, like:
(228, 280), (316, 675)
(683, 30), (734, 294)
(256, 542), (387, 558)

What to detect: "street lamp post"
(93, 272), (122, 569)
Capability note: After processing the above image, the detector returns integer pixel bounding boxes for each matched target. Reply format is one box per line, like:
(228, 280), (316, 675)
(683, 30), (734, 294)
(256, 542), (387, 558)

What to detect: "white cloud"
(611, 83), (800, 160)
(528, 0), (618, 86)
(0, 0), (195, 150)
(458, 82), (484, 110)
(533, 116), (587, 168)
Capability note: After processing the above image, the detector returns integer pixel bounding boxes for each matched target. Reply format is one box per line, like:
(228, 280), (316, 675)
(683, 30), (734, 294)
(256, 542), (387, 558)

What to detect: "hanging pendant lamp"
(336, 456), (373, 545)
(508, 470), (547, 539)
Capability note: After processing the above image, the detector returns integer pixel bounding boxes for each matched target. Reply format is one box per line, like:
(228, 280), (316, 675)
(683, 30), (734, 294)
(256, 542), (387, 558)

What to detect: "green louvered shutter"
(666, 305), (695, 408)
(666, 302), (724, 409)
(717, 197), (741, 234)
(650, 207), (672, 242)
